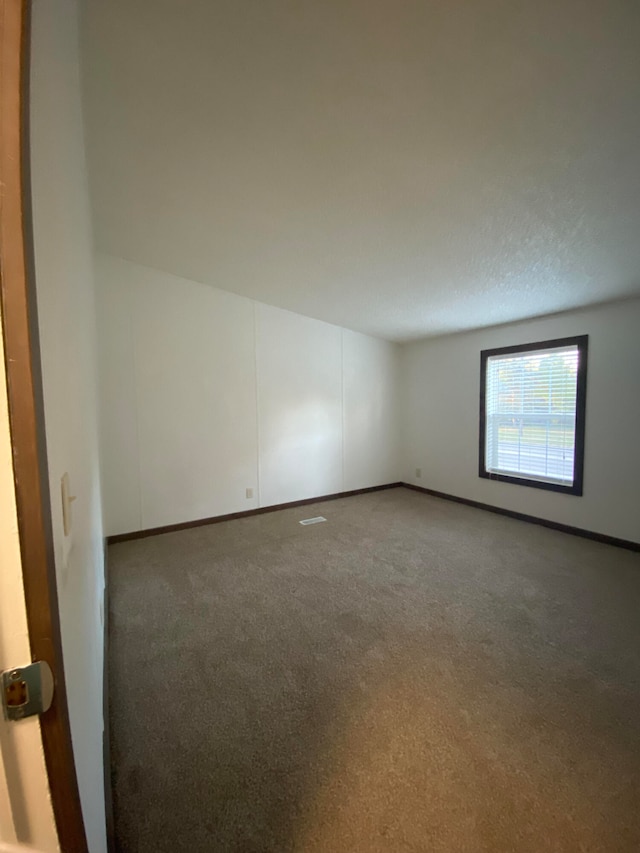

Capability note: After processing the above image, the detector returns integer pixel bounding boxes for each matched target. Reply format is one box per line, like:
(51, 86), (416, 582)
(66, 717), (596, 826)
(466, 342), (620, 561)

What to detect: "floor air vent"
(299, 516), (327, 525)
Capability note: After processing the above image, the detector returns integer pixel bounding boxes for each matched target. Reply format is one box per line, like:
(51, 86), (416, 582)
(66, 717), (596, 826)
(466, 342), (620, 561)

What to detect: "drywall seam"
(341, 329), (345, 491)
(129, 286), (144, 531)
(253, 300), (262, 508)
(97, 253), (400, 532)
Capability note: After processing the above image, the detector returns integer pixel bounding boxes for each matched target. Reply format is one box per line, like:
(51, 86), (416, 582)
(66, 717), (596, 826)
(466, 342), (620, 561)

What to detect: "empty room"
(2, 0), (639, 852)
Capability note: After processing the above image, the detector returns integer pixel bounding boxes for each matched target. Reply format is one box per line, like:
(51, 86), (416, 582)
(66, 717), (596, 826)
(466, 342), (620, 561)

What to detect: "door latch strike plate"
(2, 661), (54, 721)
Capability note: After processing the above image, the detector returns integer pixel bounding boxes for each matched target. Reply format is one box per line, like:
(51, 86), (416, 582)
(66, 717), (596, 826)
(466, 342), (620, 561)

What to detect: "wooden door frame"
(0, 1), (88, 850)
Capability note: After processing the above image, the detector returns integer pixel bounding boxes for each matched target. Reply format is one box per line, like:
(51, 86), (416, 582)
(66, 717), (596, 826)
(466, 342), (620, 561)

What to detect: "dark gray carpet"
(108, 487), (640, 852)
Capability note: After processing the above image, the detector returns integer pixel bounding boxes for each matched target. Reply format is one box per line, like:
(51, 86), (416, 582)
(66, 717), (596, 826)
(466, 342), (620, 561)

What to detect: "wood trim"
(573, 335), (588, 495)
(107, 483), (403, 544)
(479, 335), (589, 496)
(0, 2), (88, 850)
(403, 483), (640, 553)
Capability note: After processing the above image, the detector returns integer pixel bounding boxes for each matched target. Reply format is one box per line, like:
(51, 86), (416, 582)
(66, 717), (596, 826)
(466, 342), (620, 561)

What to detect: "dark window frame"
(479, 335), (588, 496)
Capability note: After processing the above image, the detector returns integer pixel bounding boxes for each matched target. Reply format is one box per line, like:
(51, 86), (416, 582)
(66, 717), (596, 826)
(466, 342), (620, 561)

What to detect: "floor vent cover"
(299, 516), (327, 525)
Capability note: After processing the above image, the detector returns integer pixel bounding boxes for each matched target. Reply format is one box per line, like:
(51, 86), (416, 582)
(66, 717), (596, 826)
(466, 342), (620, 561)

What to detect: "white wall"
(97, 254), (400, 536)
(30, 3), (107, 852)
(134, 270), (258, 528)
(256, 305), (343, 506)
(400, 298), (640, 543)
(97, 246), (639, 546)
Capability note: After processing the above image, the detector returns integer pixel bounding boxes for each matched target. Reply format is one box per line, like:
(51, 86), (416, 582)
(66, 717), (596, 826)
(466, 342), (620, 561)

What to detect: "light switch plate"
(61, 472), (76, 536)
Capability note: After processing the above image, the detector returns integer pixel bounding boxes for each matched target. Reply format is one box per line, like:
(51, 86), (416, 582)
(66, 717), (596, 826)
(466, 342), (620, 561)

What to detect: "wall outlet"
(246, 487), (254, 499)
(415, 468), (422, 478)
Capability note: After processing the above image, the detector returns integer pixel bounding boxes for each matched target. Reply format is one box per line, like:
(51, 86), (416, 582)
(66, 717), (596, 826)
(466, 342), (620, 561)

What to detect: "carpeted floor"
(108, 487), (640, 852)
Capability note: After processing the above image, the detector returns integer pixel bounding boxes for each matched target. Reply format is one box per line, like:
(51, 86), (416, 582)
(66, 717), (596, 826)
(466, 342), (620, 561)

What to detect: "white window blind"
(485, 344), (579, 485)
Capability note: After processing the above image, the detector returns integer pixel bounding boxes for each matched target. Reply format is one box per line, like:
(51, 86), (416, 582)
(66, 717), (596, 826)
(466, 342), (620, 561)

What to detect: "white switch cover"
(61, 472), (76, 536)
(246, 487), (254, 499)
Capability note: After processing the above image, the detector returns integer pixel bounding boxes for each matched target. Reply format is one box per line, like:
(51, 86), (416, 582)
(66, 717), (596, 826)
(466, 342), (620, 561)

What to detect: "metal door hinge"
(2, 662), (54, 721)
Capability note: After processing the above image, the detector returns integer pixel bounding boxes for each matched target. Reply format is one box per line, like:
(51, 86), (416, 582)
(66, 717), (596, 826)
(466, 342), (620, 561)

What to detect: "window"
(479, 336), (588, 495)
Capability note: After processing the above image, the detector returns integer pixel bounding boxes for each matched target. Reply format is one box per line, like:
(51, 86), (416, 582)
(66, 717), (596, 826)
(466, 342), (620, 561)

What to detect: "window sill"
(479, 469), (583, 496)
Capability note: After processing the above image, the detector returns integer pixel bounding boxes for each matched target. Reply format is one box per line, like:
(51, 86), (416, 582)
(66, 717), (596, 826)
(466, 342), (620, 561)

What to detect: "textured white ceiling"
(81, 0), (640, 341)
